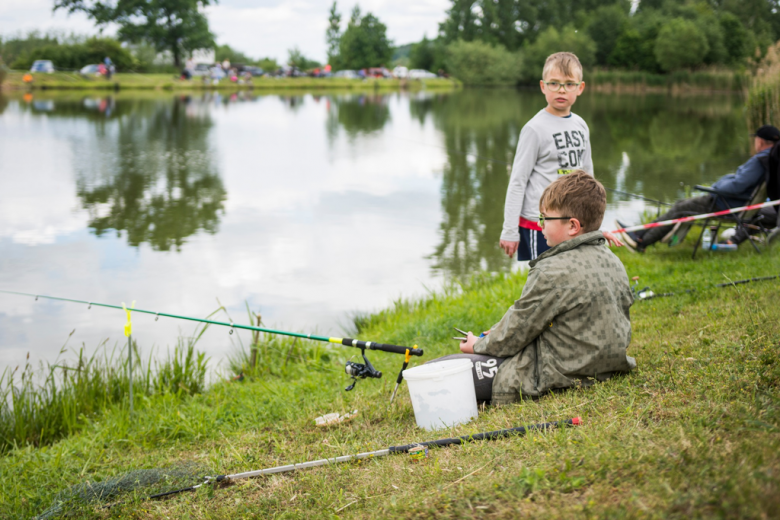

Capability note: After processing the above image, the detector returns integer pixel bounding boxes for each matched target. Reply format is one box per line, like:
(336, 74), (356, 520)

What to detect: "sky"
(0, 0), (450, 63)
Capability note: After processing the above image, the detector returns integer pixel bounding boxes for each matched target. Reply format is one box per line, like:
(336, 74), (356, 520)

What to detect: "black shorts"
(518, 227), (550, 261)
(426, 353), (506, 402)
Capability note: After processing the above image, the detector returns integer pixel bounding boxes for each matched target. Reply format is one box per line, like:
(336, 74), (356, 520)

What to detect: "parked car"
(408, 69), (438, 79)
(190, 63), (211, 76)
(392, 66), (409, 78)
(79, 64), (101, 75)
(30, 60), (55, 73)
(333, 70), (360, 79)
(367, 67), (392, 78)
(243, 66), (265, 77)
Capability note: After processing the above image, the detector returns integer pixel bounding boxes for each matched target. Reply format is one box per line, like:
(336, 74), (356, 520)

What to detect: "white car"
(80, 64), (101, 75)
(30, 60), (55, 73)
(333, 70), (360, 79)
(408, 69), (438, 79)
(392, 66), (408, 78)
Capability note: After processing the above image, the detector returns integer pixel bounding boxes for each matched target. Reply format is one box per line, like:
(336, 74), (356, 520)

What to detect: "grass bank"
(0, 71), (460, 92)
(586, 69), (748, 93)
(1, 234), (779, 518)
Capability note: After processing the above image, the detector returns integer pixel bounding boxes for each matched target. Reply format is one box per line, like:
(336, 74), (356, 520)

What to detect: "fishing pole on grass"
(0, 290), (423, 394)
(109, 417), (584, 507)
(631, 274), (780, 301)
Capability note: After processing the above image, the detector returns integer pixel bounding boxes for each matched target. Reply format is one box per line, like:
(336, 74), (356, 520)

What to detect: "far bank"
(0, 71), (461, 92)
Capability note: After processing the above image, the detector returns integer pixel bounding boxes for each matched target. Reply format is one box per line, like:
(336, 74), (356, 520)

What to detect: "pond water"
(0, 88), (750, 371)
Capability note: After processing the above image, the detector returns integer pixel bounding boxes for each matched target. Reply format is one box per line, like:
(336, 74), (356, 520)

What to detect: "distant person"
(617, 125), (780, 252)
(103, 56), (114, 79)
(222, 59), (231, 71)
(499, 52), (621, 262)
(429, 172), (635, 404)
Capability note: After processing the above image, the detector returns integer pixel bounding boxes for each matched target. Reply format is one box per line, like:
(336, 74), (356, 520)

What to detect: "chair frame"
(690, 178), (770, 259)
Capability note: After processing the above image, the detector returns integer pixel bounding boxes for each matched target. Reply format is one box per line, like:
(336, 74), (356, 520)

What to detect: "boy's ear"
(569, 217), (582, 236)
(539, 79), (546, 93)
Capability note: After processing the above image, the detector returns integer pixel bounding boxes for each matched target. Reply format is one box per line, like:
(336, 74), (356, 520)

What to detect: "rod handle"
(341, 338), (423, 356)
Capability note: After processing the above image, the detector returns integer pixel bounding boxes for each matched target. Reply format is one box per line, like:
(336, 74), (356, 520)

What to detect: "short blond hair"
(542, 52), (583, 81)
(540, 170), (605, 232)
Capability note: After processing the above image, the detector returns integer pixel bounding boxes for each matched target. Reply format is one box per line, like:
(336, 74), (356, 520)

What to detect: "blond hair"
(542, 52), (584, 81)
(540, 170), (605, 232)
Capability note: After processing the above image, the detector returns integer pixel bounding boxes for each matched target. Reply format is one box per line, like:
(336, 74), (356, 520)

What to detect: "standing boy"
(500, 52), (618, 261)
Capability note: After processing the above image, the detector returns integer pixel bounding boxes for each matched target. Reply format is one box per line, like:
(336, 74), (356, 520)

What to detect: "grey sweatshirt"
(500, 109), (594, 242)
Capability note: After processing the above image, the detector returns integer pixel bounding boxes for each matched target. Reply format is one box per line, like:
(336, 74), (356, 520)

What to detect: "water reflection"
(74, 97), (226, 251)
(408, 90), (748, 278)
(327, 94), (391, 139)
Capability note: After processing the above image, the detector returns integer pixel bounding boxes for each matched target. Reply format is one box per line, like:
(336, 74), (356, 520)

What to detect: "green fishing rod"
(0, 290), (423, 394)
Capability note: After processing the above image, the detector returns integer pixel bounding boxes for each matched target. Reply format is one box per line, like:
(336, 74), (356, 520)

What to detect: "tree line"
(408, 0), (780, 84)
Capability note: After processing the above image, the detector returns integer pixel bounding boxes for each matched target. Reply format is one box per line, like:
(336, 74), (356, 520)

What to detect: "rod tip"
(572, 417), (583, 426)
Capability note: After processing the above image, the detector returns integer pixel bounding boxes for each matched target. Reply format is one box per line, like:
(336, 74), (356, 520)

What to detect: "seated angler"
(428, 171), (636, 405)
(616, 125), (780, 252)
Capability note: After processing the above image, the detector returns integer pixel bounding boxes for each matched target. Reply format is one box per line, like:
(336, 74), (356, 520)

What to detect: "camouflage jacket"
(473, 231), (635, 405)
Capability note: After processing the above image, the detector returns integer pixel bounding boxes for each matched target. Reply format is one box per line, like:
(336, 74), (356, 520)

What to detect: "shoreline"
(1, 71), (461, 92)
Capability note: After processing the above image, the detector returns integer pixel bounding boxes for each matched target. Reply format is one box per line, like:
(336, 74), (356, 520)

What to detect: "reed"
(746, 42), (780, 131)
(0, 332), (208, 453)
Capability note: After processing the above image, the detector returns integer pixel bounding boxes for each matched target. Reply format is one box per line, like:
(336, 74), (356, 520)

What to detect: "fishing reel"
(344, 349), (382, 391)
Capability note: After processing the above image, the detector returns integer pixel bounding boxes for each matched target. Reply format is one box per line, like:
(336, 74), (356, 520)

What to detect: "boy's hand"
(602, 230), (623, 248)
(500, 240), (519, 257)
(459, 332), (479, 354)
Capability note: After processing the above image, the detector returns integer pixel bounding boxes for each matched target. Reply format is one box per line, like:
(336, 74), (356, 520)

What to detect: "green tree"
(654, 17), (708, 71)
(440, 0), (631, 51)
(326, 2), (342, 67)
(215, 44), (253, 65)
(720, 12), (749, 64)
(287, 47), (321, 70)
(586, 4), (629, 66)
(522, 26), (596, 81)
(409, 36), (449, 71)
(445, 40), (522, 85)
(339, 9), (392, 69)
(53, 0), (216, 68)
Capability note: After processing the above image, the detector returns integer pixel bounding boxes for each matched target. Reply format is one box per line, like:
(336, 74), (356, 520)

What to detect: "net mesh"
(35, 463), (208, 519)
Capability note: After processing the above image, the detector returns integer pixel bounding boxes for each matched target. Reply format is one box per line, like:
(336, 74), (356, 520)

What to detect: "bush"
(11, 37), (136, 72)
(522, 26), (596, 82)
(654, 18), (709, 71)
(445, 40), (522, 86)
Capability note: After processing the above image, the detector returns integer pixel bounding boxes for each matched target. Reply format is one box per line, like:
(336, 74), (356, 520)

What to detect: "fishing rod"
(612, 199), (780, 234)
(398, 136), (671, 208)
(0, 290), (423, 394)
(632, 274), (779, 301)
(127, 417), (583, 504)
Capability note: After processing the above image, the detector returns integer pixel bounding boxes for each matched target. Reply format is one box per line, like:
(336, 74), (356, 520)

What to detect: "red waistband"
(519, 216), (542, 232)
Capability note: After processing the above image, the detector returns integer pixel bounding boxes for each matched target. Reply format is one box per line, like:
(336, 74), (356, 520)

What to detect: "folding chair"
(690, 178), (770, 259)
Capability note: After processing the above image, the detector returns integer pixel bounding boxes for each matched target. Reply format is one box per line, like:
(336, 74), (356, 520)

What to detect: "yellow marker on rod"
(122, 301), (135, 413)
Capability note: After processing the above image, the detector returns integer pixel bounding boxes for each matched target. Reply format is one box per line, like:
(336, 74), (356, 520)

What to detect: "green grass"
(587, 69), (748, 92)
(1, 71), (460, 92)
(1, 232), (779, 518)
(0, 329), (208, 454)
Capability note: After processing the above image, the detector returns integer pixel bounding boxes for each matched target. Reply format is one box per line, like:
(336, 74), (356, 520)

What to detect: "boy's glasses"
(542, 81), (581, 92)
(538, 214), (572, 227)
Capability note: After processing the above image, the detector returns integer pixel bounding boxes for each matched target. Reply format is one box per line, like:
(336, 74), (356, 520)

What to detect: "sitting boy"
(437, 171), (636, 405)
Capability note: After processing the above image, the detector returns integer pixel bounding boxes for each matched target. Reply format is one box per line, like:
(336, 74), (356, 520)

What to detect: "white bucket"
(403, 359), (478, 430)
